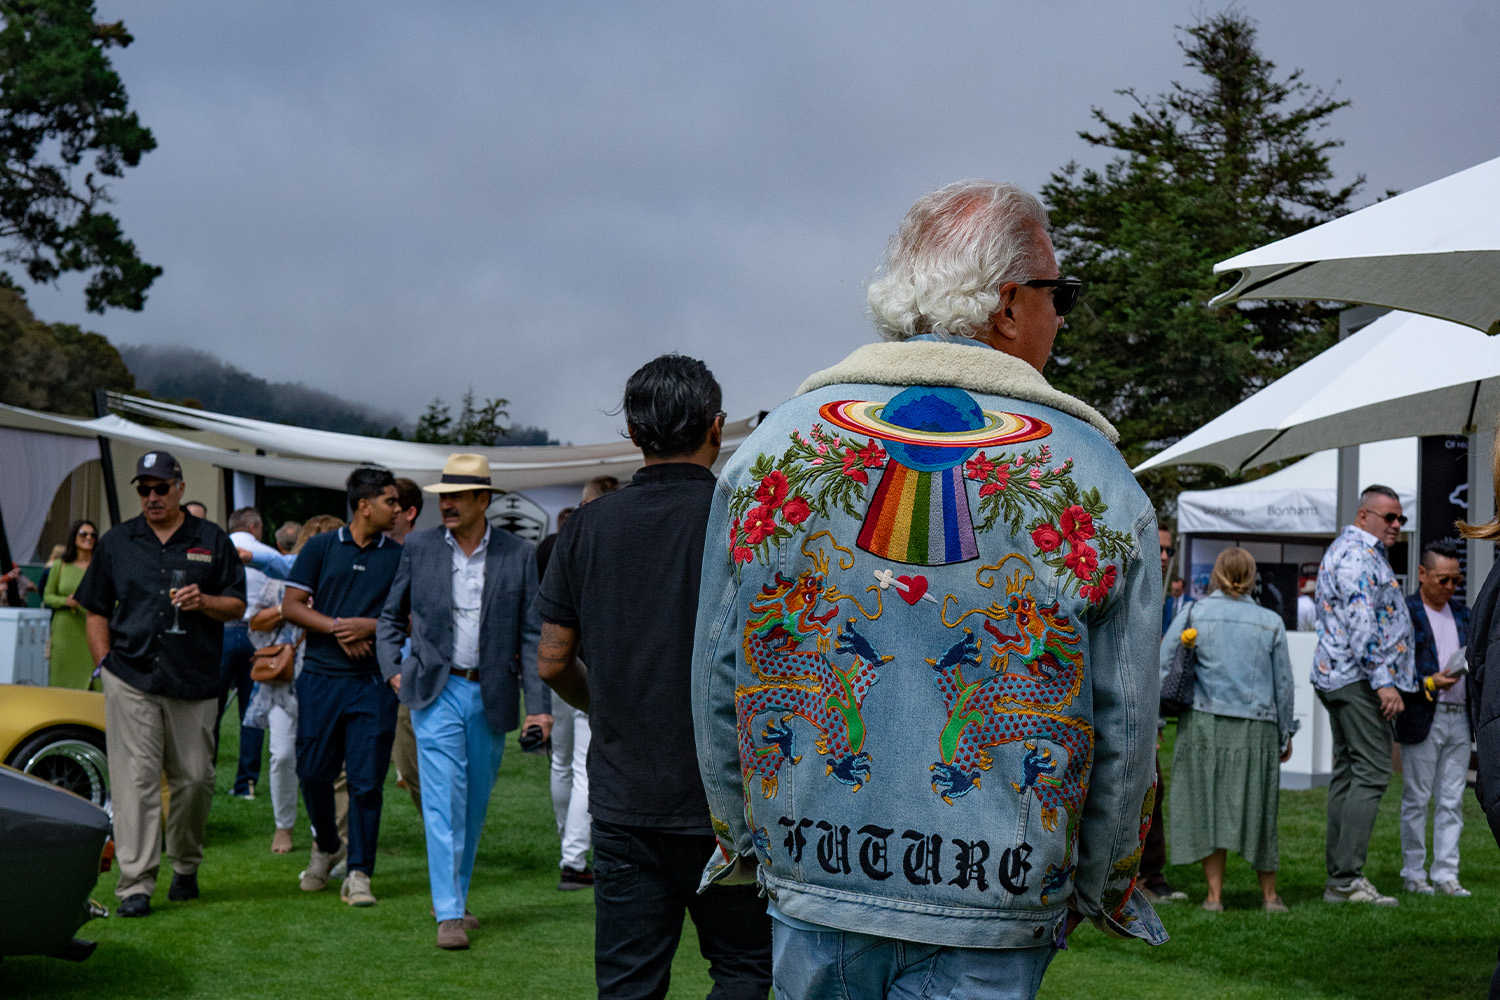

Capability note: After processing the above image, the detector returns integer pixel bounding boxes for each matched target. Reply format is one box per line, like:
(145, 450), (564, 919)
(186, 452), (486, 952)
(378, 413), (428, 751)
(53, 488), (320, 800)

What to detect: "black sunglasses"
(1020, 277), (1084, 317)
(76, 530), (97, 538)
(135, 482), (173, 497)
(1361, 508), (1408, 527)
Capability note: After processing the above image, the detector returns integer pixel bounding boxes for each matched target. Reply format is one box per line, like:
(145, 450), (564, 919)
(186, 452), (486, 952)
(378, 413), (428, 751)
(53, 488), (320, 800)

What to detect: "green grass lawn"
(4, 723), (1499, 998)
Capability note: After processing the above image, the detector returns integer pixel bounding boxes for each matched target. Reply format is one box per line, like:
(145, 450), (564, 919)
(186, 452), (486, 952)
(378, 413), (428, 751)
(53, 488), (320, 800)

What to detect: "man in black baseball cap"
(75, 449), (246, 917)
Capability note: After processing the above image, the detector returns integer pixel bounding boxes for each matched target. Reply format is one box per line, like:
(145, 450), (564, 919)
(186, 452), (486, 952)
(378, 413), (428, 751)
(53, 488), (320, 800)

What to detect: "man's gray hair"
(274, 521), (301, 552)
(867, 180), (1052, 342)
(1359, 484), (1400, 506)
(227, 507), (262, 532)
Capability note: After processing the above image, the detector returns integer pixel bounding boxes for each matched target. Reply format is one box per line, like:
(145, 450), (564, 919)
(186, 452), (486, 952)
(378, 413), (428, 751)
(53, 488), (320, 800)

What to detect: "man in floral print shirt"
(1312, 484), (1417, 906)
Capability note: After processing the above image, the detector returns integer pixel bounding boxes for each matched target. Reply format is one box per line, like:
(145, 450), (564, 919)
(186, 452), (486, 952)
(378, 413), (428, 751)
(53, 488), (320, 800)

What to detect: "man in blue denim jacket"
(693, 181), (1166, 1000)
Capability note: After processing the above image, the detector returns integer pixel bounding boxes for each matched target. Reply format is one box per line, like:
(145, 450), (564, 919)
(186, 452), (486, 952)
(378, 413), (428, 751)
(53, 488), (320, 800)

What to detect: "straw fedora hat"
(423, 454), (494, 494)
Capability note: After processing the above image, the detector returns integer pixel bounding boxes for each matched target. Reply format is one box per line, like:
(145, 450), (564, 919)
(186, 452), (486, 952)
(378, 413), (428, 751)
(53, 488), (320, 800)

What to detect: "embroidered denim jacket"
(1161, 592), (1299, 748)
(1312, 525), (1416, 693)
(692, 340), (1167, 950)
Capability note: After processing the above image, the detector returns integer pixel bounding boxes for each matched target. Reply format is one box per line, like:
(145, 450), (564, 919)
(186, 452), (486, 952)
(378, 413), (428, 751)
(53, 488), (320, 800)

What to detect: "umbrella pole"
(1470, 422), (1497, 588)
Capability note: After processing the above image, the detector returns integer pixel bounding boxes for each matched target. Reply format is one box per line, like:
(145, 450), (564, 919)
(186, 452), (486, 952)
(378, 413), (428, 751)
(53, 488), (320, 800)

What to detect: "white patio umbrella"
(1134, 311), (1500, 475)
(1212, 154), (1500, 334)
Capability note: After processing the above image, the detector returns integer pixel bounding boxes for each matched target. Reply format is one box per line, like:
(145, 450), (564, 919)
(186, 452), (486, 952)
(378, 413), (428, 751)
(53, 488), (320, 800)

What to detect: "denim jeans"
(592, 819), (772, 1000)
(217, 622), (265, 794)
(771, 922), (1056, 1000)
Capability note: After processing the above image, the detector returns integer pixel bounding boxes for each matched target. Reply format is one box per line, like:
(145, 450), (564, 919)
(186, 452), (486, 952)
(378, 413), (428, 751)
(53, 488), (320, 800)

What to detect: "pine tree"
(1041, 12), (1363, 510)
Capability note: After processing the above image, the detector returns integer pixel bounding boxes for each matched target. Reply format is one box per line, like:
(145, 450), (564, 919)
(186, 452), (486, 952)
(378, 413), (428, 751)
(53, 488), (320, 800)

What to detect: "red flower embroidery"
(841, 453), (869, 484)
(1031, 523), (1064, 552)
(1080, 565), (1118, 605)
(1060, 505), (1095, 543)
(742, 504), (779, 545)
(965, 452), (995, 481)
(732, 545), (754, 565)
(979, 482), (1003, 498)
(781, 495), (811, 524)
(755, 470), (789, 508)
(1065, 541), (1099, 580)
(857, 441), (887, 469)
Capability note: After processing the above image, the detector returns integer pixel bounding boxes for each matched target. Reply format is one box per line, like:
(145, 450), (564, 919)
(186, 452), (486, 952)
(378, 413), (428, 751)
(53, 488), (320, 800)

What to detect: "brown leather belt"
(450, 667), (480, 682)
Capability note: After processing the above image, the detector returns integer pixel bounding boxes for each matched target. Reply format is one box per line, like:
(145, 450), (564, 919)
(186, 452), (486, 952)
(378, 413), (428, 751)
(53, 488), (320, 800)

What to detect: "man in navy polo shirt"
(282, 467), (403, 907)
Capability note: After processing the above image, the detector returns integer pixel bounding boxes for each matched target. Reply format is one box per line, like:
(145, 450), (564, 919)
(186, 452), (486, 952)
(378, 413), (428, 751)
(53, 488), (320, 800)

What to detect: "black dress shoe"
(117, 893), (152, 917)
(167, 871), (199, 901)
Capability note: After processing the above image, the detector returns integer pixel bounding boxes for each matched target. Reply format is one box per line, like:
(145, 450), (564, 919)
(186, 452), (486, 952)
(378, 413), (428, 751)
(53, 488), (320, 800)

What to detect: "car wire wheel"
(10, 727), (111, 820)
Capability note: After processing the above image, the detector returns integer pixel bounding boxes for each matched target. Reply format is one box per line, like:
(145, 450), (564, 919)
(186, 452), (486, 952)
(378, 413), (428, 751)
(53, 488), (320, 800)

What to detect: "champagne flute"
(166, 569), (187, 635)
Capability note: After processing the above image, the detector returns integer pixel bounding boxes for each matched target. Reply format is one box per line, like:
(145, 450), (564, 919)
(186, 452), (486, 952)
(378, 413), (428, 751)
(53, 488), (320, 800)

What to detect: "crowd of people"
(46, 178), (1500, 999)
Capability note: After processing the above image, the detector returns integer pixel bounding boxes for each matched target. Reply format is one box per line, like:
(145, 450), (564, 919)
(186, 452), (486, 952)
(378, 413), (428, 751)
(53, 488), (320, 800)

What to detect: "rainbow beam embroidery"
(857, 463), (978, 566)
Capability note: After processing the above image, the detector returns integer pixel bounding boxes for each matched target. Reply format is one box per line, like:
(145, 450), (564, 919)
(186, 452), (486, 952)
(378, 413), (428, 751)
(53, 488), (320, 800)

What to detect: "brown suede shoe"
(437, 919), (470, 950)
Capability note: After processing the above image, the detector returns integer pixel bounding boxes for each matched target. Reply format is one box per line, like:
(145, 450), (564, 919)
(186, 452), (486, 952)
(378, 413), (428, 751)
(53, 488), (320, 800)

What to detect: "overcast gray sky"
(24, 1), (1500, 444)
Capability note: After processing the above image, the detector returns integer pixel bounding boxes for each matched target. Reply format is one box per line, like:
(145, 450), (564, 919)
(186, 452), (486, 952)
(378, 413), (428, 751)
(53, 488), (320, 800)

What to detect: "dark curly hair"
(623, 354), (722, 460)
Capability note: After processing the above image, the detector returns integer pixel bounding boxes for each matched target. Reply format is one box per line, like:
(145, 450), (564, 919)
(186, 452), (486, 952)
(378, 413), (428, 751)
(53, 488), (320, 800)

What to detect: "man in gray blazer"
(376, 453), (552, 950)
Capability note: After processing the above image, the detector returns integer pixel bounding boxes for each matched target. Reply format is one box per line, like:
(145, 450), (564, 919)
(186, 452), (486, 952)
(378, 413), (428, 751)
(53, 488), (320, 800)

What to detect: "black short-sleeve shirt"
(74, 513), (247, 700)
(286, 526), (402, 677)
(535, 463), (716, 831)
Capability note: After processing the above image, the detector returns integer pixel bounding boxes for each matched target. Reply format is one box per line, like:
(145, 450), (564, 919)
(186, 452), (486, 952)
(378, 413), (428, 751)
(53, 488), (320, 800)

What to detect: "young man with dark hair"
(76, 451), (246, 917)
(538, 355), (772, 999)
(282, 466), (403, 907)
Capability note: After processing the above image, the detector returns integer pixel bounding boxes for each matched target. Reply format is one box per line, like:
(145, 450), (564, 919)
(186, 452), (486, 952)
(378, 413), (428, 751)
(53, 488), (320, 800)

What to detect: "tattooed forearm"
(538, 621), (589, 712)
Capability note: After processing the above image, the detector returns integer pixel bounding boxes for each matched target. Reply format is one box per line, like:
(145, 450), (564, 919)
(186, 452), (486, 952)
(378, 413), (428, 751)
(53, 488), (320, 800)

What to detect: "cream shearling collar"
(794, 341), (1119, 444)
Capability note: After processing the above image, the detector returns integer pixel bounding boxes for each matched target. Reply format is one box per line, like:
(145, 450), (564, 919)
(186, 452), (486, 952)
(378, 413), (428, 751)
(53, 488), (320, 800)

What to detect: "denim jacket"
(692, 339), (1166, 950)
(1160, 591), (1299, 748)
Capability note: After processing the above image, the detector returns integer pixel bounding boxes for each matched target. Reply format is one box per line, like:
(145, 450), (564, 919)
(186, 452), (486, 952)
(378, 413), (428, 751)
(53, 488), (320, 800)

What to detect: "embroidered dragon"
(926, 586), (1095, 899)
(736, 569), (891, 797)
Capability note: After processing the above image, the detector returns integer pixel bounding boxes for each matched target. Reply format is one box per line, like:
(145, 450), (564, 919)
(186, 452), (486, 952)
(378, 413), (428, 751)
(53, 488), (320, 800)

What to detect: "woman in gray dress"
(1161, 547), (1298, 912)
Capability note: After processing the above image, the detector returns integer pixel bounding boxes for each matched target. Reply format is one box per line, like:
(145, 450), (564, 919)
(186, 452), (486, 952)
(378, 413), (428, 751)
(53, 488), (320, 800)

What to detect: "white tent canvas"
(1176, 439), (1416, 535)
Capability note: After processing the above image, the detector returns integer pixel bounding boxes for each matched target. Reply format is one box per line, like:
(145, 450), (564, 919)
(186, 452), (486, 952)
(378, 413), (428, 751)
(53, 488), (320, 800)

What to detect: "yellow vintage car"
(0, 684), (108, 815)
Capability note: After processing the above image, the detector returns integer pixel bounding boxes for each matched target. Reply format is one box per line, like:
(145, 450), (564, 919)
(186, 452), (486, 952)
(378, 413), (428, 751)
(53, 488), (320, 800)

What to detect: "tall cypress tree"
(1042, 12), (1363, 511)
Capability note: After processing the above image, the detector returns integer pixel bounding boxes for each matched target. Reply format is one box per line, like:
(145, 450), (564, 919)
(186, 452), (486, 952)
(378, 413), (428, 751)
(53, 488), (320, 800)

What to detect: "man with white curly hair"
(693, 180), (1166, 1000)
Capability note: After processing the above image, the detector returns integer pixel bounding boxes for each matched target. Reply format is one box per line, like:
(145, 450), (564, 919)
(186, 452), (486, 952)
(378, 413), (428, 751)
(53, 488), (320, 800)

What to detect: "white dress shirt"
(229, 530), (271, 622)
(446, 527), (488, 672)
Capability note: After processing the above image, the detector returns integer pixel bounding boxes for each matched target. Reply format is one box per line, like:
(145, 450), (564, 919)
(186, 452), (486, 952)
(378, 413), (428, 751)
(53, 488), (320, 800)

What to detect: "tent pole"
(93, 389), (122, 527)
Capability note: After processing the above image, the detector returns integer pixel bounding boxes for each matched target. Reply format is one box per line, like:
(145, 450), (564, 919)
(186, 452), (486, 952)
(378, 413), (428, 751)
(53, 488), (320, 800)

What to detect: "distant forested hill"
(118, 343), (559, 444)
(120, 344), (405, 436)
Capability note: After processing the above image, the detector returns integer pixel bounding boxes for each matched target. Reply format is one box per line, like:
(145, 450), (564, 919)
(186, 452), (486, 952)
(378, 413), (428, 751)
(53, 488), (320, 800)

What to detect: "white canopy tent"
(0, 395), (765, 563)
(1176, 439), (1416, 535)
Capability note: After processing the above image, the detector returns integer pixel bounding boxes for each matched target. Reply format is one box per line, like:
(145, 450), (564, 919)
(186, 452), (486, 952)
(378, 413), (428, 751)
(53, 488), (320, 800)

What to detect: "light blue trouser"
(771, 920), (1056, 1000)
(411, 675), (504, 922)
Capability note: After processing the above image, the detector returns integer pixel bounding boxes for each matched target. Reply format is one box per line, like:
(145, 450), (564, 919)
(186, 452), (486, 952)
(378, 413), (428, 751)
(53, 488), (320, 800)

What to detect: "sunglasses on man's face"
(1433, 575), (1464, 587)
(1019, 277), (1084, 317)
(135, 482), (173, 497)
(1362, 508), (1408, 527)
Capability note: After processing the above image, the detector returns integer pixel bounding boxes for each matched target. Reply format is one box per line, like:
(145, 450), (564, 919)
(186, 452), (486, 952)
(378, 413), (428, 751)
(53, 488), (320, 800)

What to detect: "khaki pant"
(103, 670), (218, 899)
(392, 702), (422, 810)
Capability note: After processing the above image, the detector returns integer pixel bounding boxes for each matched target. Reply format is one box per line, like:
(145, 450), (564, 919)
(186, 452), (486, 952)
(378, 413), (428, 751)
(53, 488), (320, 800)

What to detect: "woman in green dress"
(43, 520), (97, 689)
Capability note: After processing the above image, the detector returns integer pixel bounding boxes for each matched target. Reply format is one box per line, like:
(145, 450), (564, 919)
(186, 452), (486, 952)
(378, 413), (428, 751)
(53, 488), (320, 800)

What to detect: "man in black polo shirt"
(76, 451), (246, 918)
(538, 355), (772, 1000)
(282, 466), (403, 907)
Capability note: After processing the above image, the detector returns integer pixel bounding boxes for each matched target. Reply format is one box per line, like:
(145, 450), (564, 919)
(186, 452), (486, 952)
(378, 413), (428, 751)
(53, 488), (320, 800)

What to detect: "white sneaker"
(1403, 877), (1435, 895)
(1436, 880), (1472, 898)
(1324, 877), (1398, 906)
